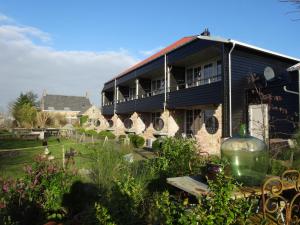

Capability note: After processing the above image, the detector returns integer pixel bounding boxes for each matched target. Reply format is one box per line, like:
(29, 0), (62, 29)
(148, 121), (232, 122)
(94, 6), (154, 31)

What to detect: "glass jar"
(221, 136), (269, 186)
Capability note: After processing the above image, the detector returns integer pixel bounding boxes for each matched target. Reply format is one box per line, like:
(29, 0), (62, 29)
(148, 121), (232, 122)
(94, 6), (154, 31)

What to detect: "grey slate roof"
(43, 94), (91, 112)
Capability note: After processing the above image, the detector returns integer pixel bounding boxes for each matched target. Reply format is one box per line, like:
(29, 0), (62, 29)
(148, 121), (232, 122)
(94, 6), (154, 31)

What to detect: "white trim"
(228, 42), (236, 137)
(197, 36), (300, 62)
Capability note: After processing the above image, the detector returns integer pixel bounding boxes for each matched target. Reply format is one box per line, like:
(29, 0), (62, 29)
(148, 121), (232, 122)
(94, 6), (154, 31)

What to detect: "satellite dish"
(264, 66), (275, 81)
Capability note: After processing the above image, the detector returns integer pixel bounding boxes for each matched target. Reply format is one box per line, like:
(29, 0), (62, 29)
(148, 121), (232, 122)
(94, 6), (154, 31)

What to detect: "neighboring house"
(101, 31), (299, 154)
(78, 105), (108, 131)
(40, 94), (92, 125)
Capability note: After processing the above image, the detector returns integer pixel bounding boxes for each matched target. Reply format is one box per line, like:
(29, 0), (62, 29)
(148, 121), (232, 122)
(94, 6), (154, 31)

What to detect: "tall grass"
(89, 142), (133, 191)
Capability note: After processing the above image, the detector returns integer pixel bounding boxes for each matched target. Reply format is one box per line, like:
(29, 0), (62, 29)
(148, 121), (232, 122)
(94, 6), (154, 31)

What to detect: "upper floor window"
(47, 107), (54, 110)
(186, 66), (202, 87)
(185, 59), (222, 88)
(128, 86), (136, 100)
(151, 78), (165, 95)
(203, 63), (213, 80)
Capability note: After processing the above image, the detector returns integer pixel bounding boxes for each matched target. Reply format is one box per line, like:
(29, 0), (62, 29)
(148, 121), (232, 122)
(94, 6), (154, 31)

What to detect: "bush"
(80, 115), (89, 126)
(98, 130), (116, 139)
(155, 137), (205, 177)
(85, 129), (98, 137)
(76, 127), (85, 134)
(118, 134), (126, 143)
(152, 137), (165, 151)
(0, 156), (77, 224)
(129, 134), (145, 148)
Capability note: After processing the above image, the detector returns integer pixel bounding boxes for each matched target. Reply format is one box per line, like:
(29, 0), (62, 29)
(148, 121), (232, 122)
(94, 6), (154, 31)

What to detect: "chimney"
(201, 28), (210, 36)
(42, 89), (47, 97)
(85, 91), (89, 99)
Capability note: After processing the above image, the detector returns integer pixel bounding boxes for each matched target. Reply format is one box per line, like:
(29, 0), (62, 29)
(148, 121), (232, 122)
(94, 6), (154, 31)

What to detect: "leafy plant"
(129, 134), (145, 148)
(98, 130), (116, 139)
(0, 156), (77, 224)
(156, 137), (205, 177)
(80, 115), (89, 126)
(85, 129), (98, 137)
(152, 137), (165, 152)
(94, 202), (116, 225)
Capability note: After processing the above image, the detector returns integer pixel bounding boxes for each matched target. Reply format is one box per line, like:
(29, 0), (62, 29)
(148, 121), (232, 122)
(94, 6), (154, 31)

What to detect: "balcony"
(168, 77), (222, 108)
(102, 103), (114, 116)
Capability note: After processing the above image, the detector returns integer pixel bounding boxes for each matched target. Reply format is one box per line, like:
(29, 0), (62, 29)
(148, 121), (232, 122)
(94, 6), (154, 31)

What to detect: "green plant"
(110, 174), (146, 225)
(98, 130), (116, 139)
(94, 202), (116, 225)
(118, 134), (127, 143)
(80, 115), (89, 126)
(129, 134), (145, 148)
(0, 156), (77, 224)
(85, 129), (98, 137)
(152, 137), (165, 152)
(156, 137), (205, 177)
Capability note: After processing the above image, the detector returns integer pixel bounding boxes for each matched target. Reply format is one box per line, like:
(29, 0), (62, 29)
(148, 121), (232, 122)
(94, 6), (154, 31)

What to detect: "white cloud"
(0, 13), (138, 110)
(0, 13), (13, 23)
(139, 46), (164, 56)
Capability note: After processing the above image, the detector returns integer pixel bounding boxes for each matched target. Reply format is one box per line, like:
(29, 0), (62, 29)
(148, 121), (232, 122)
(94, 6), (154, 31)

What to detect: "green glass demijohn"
(221, 124), (269, 186)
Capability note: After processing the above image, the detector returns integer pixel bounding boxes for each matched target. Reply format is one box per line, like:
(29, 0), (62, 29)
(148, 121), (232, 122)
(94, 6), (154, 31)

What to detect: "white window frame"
(184, 109), (202, 136)
(151, 77), (165, 95)
(185, 57), (222, 88)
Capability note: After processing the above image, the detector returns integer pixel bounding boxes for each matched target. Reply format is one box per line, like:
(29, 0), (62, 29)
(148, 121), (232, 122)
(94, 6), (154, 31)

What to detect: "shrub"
(85, 129), (98, 137)
(76, 127), (86, 134)
(129, 134), (145, 148)
(118, 134), (127, 143)
(152, 137), (165, 151)
(0, 156), (77, 224)
(155, 137), (205, 177)
(94, 202), (116, 225)
(110, 175), (146, 225)
(80, 115), (89, 126)
(98, 130), (116, 140)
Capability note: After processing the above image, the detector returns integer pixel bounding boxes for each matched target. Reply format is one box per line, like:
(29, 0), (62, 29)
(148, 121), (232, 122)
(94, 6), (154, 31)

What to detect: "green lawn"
(0, 138), (153, 178)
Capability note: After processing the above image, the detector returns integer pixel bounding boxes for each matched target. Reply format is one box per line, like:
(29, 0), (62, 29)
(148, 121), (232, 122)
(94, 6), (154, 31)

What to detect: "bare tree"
(36, 111), (50, 128)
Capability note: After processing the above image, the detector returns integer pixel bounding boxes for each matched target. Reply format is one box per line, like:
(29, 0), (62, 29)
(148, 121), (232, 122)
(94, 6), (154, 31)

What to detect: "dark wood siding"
(222, 44), (230, 137)
(103, 81), (114, 91)
(231, 48), (298, 137)
(117, 71), (136, 85)
(116, 100), (136, 114)
(102, 105), (114, 116)
(116, 57), (164, 86)
(135, 94), (164, 112)
(168, 39), (219, 64)
(168, 82), (222, 108)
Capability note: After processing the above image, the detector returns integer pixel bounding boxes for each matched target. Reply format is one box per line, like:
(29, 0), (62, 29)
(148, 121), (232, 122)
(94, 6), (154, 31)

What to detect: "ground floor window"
(151, 112), (164, 131)
(185, 109), (201, 136)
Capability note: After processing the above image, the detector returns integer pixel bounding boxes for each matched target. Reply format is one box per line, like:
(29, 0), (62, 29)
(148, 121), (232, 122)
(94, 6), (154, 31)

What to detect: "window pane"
(204, 63), (213, 79)
(194, 67), (201, 80)
(187, 68), (193, 84)
(217, 60), (222, 76)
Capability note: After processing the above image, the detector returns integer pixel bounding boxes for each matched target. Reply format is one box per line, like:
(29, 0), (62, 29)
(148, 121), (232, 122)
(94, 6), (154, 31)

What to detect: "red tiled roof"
(106, 36), (197, 83)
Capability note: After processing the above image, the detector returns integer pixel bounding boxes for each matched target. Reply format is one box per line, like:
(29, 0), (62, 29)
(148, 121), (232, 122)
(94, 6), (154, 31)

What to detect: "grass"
(0, 137), (153, 178)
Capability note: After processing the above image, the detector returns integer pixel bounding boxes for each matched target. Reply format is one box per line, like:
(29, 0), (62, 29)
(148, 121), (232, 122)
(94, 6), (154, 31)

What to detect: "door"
(248, 104), (269, 142)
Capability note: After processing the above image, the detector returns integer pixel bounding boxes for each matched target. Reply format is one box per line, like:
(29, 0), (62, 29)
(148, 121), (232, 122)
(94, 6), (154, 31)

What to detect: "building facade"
(40, 93), (92, 125)
(101, 33), (299, 154)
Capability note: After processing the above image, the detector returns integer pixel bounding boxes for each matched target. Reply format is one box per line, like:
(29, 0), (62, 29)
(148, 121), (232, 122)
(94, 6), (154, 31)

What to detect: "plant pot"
(206, 163), (222, 181)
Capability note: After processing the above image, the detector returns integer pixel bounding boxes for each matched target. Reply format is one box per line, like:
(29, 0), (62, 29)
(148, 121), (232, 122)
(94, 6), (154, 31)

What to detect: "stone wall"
(195, 105), (222, 156)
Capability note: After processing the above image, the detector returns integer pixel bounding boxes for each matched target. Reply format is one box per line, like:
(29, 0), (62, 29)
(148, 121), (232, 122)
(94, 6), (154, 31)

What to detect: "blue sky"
(1, 0), (300, 56)
(0, 0), (299, 109)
